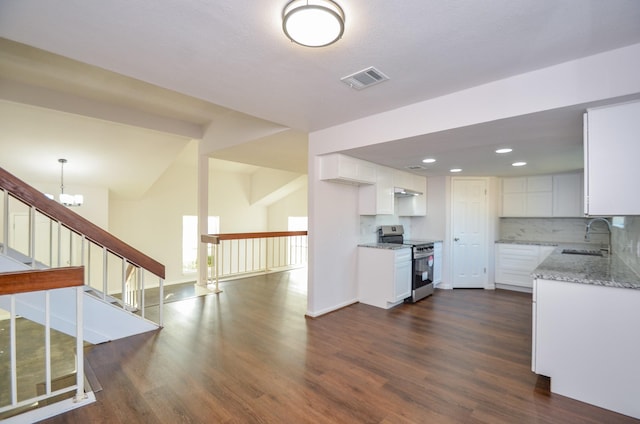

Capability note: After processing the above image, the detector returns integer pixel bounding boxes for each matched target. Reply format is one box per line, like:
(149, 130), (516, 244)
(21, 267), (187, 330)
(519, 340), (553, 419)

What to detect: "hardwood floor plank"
(39, 270), (638, 423)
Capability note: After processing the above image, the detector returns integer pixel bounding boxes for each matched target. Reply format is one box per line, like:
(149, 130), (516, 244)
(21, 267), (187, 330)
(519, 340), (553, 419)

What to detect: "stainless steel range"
(377, 225), (435, 303)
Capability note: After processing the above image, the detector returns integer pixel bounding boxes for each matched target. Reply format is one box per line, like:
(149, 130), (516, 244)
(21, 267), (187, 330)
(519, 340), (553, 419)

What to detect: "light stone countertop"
(357, 243), (411, 250)
(495, 239), (560, 246)
(532, 246), (640, 290)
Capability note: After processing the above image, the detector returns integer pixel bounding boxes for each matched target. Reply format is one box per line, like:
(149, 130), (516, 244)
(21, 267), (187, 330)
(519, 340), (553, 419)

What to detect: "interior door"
(452, 178), (487, 288)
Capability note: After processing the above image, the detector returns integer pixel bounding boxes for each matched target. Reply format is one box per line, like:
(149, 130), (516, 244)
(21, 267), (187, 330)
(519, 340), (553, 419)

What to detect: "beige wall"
(109, 141), (307, 284)
(267, 186), (307, 231)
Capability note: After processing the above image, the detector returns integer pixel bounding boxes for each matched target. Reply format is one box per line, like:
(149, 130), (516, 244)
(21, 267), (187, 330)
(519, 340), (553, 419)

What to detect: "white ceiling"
(1, 0), (640, 188)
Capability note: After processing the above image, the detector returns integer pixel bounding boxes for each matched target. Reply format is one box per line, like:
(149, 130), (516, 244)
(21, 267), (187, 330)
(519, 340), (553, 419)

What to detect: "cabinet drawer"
(499, 254), (539, 270)
(496, 270), (533, 287)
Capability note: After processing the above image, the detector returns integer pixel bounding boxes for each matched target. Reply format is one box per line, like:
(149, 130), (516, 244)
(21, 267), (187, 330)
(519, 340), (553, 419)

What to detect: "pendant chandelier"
(55, 158), (84, 207)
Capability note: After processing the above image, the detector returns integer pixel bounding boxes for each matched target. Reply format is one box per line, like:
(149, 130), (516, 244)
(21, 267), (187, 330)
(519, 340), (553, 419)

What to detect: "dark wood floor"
(41, 269), (638, 423)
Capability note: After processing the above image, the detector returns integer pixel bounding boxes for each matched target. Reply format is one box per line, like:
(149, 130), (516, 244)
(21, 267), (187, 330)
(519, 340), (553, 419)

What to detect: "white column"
(197, 152), (209, 286)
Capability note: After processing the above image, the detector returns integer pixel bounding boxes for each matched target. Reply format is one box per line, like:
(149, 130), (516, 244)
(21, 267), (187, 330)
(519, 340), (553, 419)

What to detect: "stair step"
(84, 357), (102, 393)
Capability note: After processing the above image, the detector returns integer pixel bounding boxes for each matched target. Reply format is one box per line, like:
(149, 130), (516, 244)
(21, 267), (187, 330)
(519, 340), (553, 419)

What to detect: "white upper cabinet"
(501, 176), (552, 217)
(584, 100), (640, 215)
(359, 165), (395, 215)
(319, 153), (376, 185)
(501, 173), (582, 217)
(553, 173), (583, 217)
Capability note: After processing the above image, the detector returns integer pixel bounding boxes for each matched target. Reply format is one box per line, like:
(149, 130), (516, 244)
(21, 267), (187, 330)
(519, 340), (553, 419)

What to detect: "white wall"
(31, 181), (109, 230)
(307, 43), (640, 317)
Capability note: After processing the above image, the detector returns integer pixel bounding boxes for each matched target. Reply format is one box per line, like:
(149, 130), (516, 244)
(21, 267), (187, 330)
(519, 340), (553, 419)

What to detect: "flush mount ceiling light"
(422, 158), (436, 164)
(282, 0), (345, 47)
(512, 162), (527, 167)
(450, 168), (462, 173)
(495, 148), (513, 154)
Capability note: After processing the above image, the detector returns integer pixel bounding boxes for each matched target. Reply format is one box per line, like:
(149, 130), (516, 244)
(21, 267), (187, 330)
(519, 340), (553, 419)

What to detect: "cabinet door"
(394, 259), (412, 301)
(502, 193), (526, 216)
(526, 192), (552, 217)
(319, 154), (376, 185)
(495, 244), (540, 288)
(503, 177), (526, 193)
(502, 177), (526, 216)
(586, 100), (640, 215)
(553, 173), (582, 217)
(527, 176), (552, 192)
(359, 165), (394, 215)
(376, 166), (395, 215)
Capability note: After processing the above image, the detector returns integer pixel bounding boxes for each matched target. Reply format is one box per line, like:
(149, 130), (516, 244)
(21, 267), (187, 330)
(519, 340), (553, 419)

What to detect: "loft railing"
(0, 267), (93, 420)
(0, 167), (165, 326)
(201, 231), (308, 290)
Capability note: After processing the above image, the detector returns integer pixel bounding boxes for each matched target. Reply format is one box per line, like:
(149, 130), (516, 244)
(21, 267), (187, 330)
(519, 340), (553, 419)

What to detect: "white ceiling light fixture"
(512, 161), (527, 167)
(450, 168), (462, 173)
(495, 148), (513, 154)
(56, 158), (84, 207)
(282, 0), (345, 47)
(422, 158), (436, 164)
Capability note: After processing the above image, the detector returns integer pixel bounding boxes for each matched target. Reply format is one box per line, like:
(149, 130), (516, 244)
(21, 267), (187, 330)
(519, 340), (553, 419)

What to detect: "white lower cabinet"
(358, 247), (411, 309)
(495, 243), (554, 290)
(532, 278), (640, 419)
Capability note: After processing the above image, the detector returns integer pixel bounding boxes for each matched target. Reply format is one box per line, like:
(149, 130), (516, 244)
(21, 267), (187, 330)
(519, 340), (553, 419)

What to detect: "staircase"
(0, 166), (166, 421)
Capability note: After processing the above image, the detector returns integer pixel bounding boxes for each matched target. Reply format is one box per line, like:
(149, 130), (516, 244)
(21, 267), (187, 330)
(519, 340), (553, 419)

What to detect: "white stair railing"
(0, 182), (164, 327)
(201, 231), (308, 288)
(0, 268), (93, 421)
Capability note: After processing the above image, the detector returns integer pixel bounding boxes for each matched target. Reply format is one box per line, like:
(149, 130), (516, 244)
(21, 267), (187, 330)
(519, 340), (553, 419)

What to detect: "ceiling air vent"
(406, 165), (425, 170)
(341, 66), (389, 90)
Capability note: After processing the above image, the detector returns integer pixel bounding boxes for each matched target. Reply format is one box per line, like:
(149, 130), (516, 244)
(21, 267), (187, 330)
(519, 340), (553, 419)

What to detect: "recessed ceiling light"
(512, 162), (527, 167)
(422, 158), (436, 163)
(496, 148), (513, 154)
(450, 168), (462, 173)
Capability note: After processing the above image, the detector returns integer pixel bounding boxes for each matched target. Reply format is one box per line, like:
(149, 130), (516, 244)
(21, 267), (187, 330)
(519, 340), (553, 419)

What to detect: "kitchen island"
(531, 246), (640, 419)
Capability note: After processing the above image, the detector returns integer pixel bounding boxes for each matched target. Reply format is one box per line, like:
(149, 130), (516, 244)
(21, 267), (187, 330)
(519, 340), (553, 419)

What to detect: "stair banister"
(0, 167), (164, 279)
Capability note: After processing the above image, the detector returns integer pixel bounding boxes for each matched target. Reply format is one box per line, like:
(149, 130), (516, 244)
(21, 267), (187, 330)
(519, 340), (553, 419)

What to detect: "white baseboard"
(306, 298), (358, 317)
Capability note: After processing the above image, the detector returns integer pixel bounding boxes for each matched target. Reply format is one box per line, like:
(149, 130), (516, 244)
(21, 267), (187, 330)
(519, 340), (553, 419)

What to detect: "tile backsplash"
(499, 218), (610, 245)
(612, 216), (640, 277)
(500, 216), (640, 278)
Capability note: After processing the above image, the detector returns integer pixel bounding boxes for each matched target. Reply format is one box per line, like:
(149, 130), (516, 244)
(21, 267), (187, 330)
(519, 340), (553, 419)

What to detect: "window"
(182, 216), (219, 274)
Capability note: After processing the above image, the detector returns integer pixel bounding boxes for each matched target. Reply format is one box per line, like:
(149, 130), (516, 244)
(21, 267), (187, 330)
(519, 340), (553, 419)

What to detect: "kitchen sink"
(561, 249), (603, 257)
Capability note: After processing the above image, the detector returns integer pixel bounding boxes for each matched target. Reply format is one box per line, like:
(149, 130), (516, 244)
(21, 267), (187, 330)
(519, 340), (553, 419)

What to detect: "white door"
(452, 178), (487, 288)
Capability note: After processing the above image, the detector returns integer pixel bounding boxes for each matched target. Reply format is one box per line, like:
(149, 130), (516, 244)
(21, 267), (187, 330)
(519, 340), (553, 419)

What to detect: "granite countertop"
(532, 246), (640, 290)
(496, 239), (560, 246)
(358, 243), (411, 250)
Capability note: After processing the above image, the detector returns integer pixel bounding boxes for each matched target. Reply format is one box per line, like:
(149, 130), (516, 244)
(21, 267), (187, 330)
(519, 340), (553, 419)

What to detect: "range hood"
(394, 187), (423, 197)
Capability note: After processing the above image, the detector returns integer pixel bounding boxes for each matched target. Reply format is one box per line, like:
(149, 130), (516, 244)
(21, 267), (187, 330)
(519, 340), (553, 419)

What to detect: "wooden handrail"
(0, 267), (84, 295)
(201, 231), (307, 244)
(0, 167), (165, 279)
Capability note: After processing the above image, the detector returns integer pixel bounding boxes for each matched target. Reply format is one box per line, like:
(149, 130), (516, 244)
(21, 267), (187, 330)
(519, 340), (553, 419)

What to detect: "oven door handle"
(413, 252), (433, 259)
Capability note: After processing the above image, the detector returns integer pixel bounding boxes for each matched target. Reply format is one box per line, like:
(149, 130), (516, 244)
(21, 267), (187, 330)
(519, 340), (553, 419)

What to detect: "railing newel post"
(159, 277), (164, 326)
(29, 205), (36, 268)
(2, 189), (8, 255)
(102, 247), (108, 301)
(74, 285), (87, 403)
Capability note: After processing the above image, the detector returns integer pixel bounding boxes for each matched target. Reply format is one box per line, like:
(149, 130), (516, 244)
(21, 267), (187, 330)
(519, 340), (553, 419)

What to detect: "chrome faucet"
(585, 217), (612, 254)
